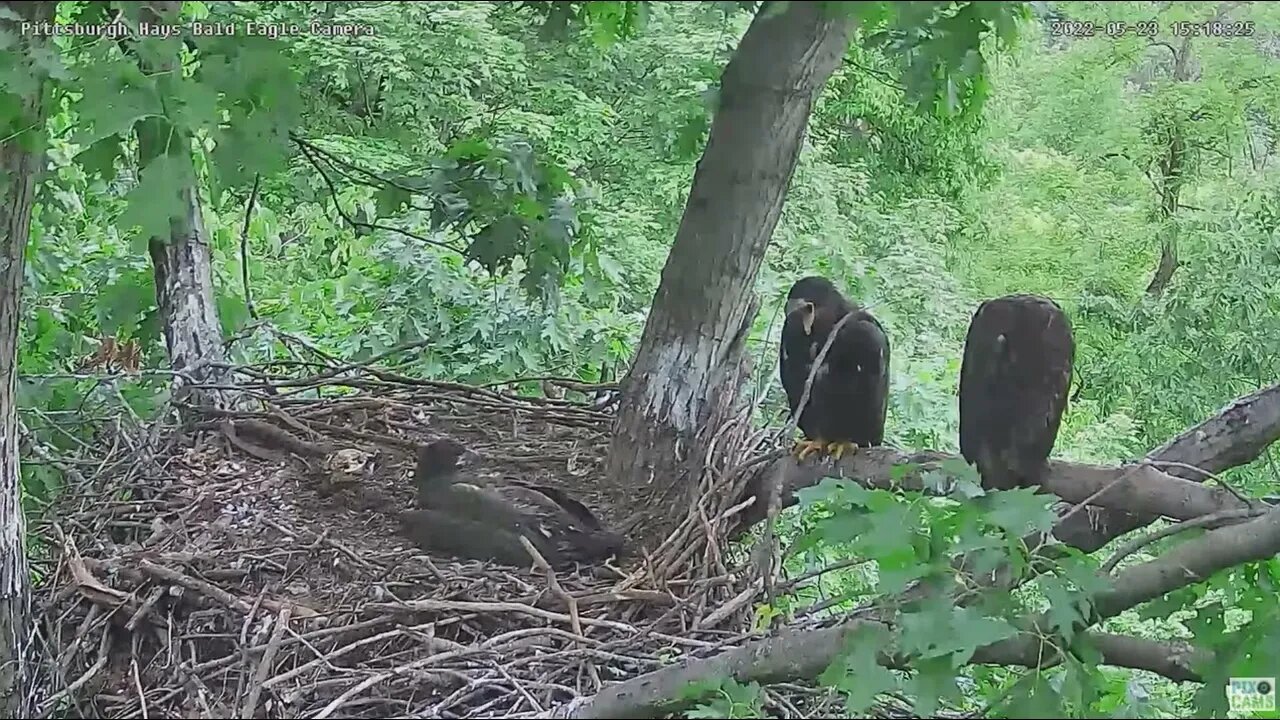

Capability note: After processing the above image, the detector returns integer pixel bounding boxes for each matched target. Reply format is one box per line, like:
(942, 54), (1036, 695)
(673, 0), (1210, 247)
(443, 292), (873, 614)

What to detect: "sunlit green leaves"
(72, 57), (160, 148)
(858, 1), (1033, 119)
(900, 601), (1020, 666)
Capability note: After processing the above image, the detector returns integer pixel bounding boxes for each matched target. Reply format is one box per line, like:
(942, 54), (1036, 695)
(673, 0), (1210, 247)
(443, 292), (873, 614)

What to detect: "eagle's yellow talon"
(827, 442), (858, 461)
(795, 439), (827, 462)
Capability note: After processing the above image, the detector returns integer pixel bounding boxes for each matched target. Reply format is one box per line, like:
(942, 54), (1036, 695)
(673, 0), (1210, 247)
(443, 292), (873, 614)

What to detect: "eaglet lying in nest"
(398, 438), (624, 570)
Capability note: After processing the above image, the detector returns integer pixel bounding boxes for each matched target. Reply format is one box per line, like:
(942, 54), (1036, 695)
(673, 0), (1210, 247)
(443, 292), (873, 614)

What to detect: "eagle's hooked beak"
(786, 298), (816, 335)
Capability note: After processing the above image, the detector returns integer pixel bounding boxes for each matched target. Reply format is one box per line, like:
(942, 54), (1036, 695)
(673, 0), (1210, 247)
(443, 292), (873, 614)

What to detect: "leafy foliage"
(10, 0), (1280, 716)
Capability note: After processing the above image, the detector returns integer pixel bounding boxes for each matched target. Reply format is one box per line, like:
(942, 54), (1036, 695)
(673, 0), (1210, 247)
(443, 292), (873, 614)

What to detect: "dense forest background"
(9, 0), (1280, 717)
(24, 1), (1280, 475)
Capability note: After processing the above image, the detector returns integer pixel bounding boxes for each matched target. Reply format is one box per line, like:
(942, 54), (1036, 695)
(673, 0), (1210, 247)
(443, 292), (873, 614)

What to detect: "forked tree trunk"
(0, 3), (57, 714)
(134, 1), (230, 408)
(604, 3), (854, 544)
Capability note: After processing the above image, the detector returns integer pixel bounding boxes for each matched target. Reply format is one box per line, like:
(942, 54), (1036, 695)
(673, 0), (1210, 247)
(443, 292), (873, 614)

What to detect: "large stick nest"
(29, 343), (924, 719)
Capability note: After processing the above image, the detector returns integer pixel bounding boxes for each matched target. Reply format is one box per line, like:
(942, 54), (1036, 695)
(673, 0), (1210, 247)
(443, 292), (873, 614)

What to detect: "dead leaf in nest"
(261, 597), (320, 619)
(142, 516), (171, 548)
(193, 515), (234, 550)
(212, 459), (245, 478)
(566, 452), (590, 477)
(64, 543), (128, 607)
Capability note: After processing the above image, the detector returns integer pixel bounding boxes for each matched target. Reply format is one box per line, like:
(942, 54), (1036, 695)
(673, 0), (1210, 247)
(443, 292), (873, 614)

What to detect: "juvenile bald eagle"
(779, 276), (891, 462)
(407, 439), (624, 568)
(958, 294), (1075, 492)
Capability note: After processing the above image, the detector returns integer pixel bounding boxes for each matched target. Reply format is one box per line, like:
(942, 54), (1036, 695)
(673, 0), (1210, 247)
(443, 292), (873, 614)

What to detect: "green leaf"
(96, 271), (155, 336)
(117, 154), (193, 249)
(981, 487), (1058, 536)
(898, 601), (1019, 666)
(1040, 575), (1089, 642)
(75, 58), (161, 146)
(375, 184), (414, 218)
(905, 655), (963, 717)
(1000, 672), (1066, 718)
(74, 135), (126, 182)
(818, 624), (897, 714)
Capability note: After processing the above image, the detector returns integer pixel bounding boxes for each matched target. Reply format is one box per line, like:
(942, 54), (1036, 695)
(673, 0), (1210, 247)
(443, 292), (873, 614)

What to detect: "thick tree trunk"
(0, 3), (57, 715)
(135, 1), (230, 409)
(604, 3), (854, 545)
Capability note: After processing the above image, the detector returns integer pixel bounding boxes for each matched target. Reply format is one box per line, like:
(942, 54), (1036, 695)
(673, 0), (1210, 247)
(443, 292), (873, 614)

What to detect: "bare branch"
(1094, 506), (1280, 620)
(550, 622), (1207, 719)
(1055, 381), (1280, 552)
(733, 446), (1257, 542)
(554, 508), (1280, 719)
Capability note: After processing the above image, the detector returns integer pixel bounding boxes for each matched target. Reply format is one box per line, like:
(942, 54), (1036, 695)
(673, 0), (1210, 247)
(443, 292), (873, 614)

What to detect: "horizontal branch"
(733, 447), (1254, 544)
(551, 621), (1206, 719)
(1055, 381), (1280, 551)
(1096, 505), (1280, 619)
(733, 382), (1280, 551)
(555, 507), (1280, 719)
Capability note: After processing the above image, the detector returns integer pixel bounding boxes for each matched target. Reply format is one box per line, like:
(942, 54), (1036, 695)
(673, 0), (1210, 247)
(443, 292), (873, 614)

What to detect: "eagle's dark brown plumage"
(403, 439), (623, 568)
(958, 294), (1075, 492)
(779, 276), (890, 461)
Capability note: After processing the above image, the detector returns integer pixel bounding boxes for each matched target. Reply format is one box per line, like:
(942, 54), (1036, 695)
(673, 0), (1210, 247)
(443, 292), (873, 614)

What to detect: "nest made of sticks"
(27, 336), (928, 719)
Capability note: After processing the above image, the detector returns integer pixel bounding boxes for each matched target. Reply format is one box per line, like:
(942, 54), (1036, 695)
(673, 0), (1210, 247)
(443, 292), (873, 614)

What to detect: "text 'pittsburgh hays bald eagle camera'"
(778, 276), (890, 462)
(958, 294), (1075, 492)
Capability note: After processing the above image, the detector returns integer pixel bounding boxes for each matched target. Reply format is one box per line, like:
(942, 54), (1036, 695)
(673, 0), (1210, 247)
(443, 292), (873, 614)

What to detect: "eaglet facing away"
(958, 294), (1075, 492)
(399, 438), (624, 570)
(779, 275), (891, 462)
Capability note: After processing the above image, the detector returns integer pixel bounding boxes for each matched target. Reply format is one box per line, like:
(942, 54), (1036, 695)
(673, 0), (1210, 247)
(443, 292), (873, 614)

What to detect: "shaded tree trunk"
(133, 1), (230, 409)
(604, 3), (854, 545)
(1144, 35), (1194, 298)
(0, 3), (57, 714)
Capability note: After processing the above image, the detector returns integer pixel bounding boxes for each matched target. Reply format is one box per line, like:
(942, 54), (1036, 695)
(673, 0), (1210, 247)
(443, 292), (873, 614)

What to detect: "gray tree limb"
(552, 507), (1280, 719)
(735, 381), (1280, 550)
(1055, 381), (1280, 551)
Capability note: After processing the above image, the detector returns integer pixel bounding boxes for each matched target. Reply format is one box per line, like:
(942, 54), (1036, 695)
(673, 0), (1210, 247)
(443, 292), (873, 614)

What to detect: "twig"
(520, 537), (585, 641)
(239, 174), (261, 319)
(241, 606), (291, 718)
(1100, 507), (1266, 573)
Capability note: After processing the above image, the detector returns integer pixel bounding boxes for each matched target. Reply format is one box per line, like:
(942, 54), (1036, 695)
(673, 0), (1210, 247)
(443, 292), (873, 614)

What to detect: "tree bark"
(604, 3), (854, 546)
(133, 1), (231, 409)
(732, 381), (1280, 552)
(1052, 380), (1280, 552)
(0, 3), (57, 715)
(553, 505), (1280, 719)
